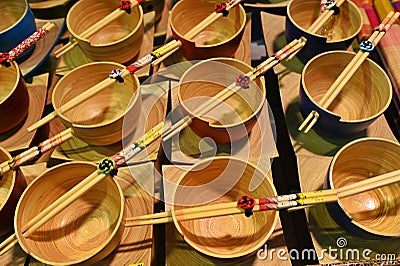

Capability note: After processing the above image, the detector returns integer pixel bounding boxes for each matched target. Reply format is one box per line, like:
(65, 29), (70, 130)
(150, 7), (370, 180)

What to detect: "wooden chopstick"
(308, 0), (346, 34)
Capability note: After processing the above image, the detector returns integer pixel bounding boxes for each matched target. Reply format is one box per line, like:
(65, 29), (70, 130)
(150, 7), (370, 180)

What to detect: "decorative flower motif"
(359, 40), (374, 52)
(236, 74), (251, 89)
(119, 0), (132, 14)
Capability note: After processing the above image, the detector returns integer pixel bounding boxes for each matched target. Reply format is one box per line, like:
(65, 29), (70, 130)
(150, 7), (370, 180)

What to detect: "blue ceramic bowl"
(299, 51), (392, 137)
(324, 137), (400, 238)
(0, 0), (36, 61)
(286, 0), (362, 63)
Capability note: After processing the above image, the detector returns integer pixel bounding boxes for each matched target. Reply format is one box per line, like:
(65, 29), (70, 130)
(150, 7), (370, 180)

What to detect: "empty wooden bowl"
(14, 162), (125, 265)
(0, 0), (36, 61)
(170, 0), (246, 60)
(52, 62), (141, 146)
(299, 50), (392, 137)
(66, 0), (144, 64)
(286, 0), (362, 63)
(178, 58), (266, 143)
(325, 137), (400, 238)
(0, 147), (27, 237)
(172, 157), (278, 258)
(0, 60), (29, 133)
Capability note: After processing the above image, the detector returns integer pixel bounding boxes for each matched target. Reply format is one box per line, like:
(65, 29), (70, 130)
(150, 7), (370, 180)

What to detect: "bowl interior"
(173, 158), (277, 258)
(0, 147), (14, 211)
(0, 61), (19, 105)
(0, 0), (27, 33)
(288, 0), (361, 42)
(53, 62), (138, 127)
(15, 163), (123, 264)
(179, 59), (265, 127)
(331, 139), (400, 236)
(67, 0), (142, 45)
(302, 51), (391, 121)
(170, 0), (245, 46)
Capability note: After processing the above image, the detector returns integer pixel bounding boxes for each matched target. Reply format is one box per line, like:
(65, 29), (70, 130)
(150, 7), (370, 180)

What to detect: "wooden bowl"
(0, 147), (27, 237)
(52, 62), (141, 146)
(178, 58), (266, 143)
(0, 60), (29, 133)
(14, 162), (125, 265)
(170, 0), (246, 60)
(286, 0), (362, 63)
(299, 51), (392, 137)
(171, 157), (278, 258)
(324, 137), (400, 238)
(66, 0), (144, 64)
(0, 0), (36, 61)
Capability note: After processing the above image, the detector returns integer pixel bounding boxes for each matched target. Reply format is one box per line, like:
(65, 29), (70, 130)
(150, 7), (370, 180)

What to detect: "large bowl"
(52, 61), (141, 146)
(0, 60), (29, 133)
(286, 0), (362, 63)
(299, 51), (392, 137)
(0, 0), (36, 61)
(171, 157), (278, 258)
(14, 162), (125, 265)
(324, 137), (400, 238)
(66, 0), (144, 64)
(170, 0), (246, 60)
(178, 58), (266, 143)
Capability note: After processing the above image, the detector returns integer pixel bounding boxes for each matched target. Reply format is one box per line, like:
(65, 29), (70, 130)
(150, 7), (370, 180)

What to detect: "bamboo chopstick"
(308, 0), (346, 34)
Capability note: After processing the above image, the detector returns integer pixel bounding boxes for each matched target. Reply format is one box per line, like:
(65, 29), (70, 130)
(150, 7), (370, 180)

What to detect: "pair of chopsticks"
(27, 0), (244, 132)
(308, 0), (346, 34)
(298, 11), (400, 134)
(54, 0), (143, 58)
(125, 168), (400, 226)
(0, 22), (55, 65)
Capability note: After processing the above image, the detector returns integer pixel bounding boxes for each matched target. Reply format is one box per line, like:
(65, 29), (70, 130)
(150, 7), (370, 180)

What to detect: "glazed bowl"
(286, 0), (362, 63)
(299, 50), (392, 137)
(170, 0), (246, 60)
(14, 162), (125, 265)
(0, 147), (27, 237)
(66, 0), (144, 64)
(52, 62), (141, 146)
(171, 157), (278, 258)
(178, 58), (266, 143)
(0, 0), (36, 61)
(324, 137), (400, 238)
(0, 60), (29, 133)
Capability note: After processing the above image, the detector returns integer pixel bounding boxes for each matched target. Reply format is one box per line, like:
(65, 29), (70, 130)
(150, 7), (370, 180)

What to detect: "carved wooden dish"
(325, 137), (400, 238)
(52, 61), (141, 146)
(170, 0), (246, 60)
(14, 162), (125, 265)
(0, 61), (29, 134)
(66, 0), (144, 64)
(171, 157), (278, 258)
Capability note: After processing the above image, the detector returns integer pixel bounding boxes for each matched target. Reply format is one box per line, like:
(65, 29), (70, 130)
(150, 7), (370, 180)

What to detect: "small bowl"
(0, 0), (36, 61)
(0, 146), (27, 237)
(0, 60), (29, 133)
(170, 0), (246, 60)
(324, 137), (400, 238)
(286, 0), (362, 63)
(52, 62), (141, 146)
(14, 162), (125, 265)
(171, 157), (278, 258)
(178, 58), (266, 143)
(66, 0), (144, 64)
(299, 50), (392, 137)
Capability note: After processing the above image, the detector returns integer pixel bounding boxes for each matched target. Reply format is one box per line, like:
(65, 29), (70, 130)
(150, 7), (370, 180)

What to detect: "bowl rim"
(328, 137), (400, 237)
(170, 156), (278, 258)
(0, 0), (30, 35)
(0, 61), (21, 106)
(286, 0), (362, 43)
(14, 161), (125, 265)
(169, 0), (247, 49)
(66, 0), (144, 47)
(177, 57), (267, 129)
(52, 61), (141, 129)
(0, 146), (16, 212)
(301, 50), (392, 123)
